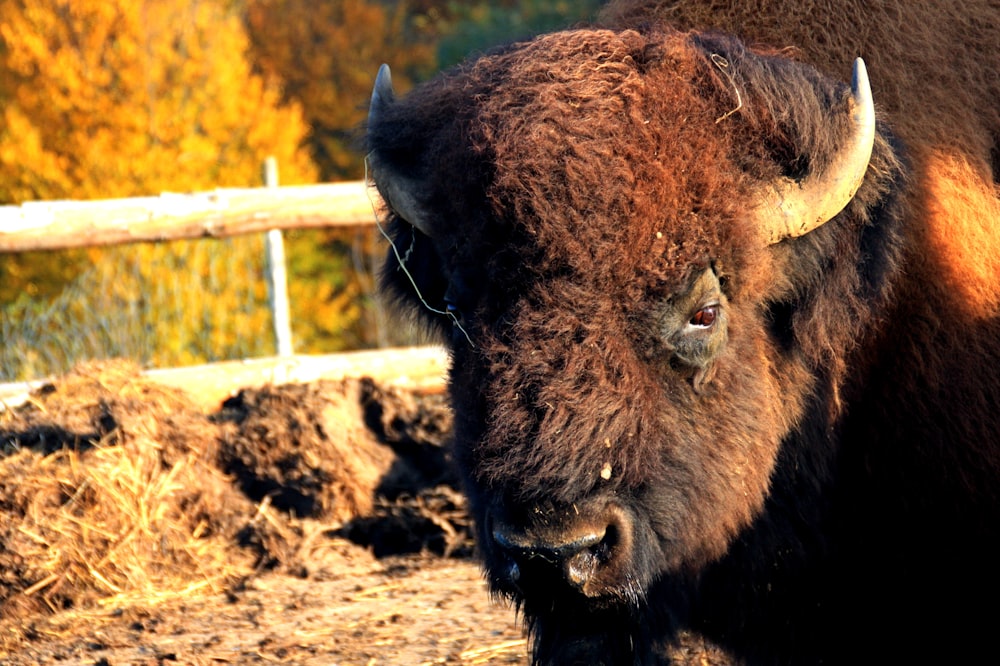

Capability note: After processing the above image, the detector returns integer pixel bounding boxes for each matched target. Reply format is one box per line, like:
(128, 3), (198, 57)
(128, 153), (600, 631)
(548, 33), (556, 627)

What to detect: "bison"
(365, 1), (1000, 664)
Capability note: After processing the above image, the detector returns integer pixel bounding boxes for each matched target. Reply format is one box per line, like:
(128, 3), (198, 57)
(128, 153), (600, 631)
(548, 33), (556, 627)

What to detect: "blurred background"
(0, 0), (603, 381)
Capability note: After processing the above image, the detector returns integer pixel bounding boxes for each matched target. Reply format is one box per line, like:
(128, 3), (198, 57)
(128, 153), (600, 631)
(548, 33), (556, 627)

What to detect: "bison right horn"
(758, 58), (876, 244)
(367, 64), (436, 239)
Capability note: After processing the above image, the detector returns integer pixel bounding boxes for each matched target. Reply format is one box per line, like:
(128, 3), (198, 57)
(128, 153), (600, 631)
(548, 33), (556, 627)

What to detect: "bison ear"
(756, 58), (876, 244)
(367, 64), (436, 239)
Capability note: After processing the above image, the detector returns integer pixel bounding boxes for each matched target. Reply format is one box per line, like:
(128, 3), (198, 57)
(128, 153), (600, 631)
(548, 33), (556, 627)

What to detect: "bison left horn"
(758, 58), (876, 244)
(367, 64), (435, 239)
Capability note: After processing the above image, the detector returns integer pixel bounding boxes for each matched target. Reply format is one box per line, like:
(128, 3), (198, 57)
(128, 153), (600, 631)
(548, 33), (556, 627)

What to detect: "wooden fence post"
(263, 157), (293, 357)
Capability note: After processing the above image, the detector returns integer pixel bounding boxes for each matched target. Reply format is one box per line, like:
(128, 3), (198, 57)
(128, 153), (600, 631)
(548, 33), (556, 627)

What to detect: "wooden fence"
(0, 178), (449, 411)
(0, 179), (378, 252)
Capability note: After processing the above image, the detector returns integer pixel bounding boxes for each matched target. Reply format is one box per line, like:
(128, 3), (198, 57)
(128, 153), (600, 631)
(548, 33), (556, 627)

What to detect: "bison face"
(449, 260), (791, 604)
(366, 24), (879, 656)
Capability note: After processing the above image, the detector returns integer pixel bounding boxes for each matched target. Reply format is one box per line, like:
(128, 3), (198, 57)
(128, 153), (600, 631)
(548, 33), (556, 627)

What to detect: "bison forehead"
(453, 27), (756, 287)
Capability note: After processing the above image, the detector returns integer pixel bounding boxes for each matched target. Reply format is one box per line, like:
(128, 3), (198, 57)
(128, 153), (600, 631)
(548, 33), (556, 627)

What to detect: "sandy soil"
(3, 553), (733, 666)
(4, 551), (528, 666)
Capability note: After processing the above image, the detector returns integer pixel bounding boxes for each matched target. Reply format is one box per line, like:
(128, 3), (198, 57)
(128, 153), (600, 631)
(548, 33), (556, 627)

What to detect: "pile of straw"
(0, 361), (255, 627)
(0, 360), (468, 658)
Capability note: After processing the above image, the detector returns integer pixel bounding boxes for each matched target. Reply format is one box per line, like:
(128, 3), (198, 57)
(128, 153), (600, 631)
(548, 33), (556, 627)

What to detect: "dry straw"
(0, 361), (255, 650)
(0, 359), (479, 662)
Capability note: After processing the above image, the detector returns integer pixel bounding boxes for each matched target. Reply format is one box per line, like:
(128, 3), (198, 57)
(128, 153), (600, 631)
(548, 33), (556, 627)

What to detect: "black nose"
(491, 523), (615, 590)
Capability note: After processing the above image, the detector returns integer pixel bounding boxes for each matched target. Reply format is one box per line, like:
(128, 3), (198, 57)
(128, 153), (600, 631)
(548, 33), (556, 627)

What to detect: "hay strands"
(457, 638), (528, 664)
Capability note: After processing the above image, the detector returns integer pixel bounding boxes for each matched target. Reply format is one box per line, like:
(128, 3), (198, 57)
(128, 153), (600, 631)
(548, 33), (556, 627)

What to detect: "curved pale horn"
(759, 58), (876, 244)
(367, 64), (435, 238)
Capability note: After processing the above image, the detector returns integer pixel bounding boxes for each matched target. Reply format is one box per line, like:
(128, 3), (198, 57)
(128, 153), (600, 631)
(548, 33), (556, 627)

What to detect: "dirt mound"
(0, 360), (465, 655)
(341, 485), (474, 558)
(215, 380), (396, 522)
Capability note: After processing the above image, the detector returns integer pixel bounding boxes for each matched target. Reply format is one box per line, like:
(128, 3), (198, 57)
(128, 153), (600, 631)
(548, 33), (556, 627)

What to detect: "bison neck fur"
(367, 10), (1000, 666)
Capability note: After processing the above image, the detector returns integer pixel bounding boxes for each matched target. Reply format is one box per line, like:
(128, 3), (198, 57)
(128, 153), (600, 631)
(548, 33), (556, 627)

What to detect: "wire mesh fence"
(0, 229), (426, 382)
(2, 236), (267, 380)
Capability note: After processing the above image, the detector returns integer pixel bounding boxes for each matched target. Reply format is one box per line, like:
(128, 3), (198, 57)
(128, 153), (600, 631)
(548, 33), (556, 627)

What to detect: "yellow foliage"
(0, 0), (438, 377)
(90, 237), (277, 369)
(0, 0), (324, 377)
(0, 0), (317, 202)
(246, 0), (437, 179)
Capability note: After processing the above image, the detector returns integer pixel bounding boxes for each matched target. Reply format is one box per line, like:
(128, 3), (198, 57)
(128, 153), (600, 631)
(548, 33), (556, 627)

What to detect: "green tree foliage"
(433, 0), (604, 69)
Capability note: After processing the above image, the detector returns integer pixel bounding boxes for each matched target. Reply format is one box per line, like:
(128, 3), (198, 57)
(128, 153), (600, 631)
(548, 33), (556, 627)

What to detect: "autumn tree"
(0, 0), (320, 379)
(245, 0), (436, 182)
(0, 0), (602, 380)
(240, 0), (437, 356)
(0, 0), (316, 202)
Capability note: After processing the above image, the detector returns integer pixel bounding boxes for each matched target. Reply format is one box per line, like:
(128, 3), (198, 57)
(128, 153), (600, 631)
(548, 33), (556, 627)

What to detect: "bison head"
(366, 25), (898, 663)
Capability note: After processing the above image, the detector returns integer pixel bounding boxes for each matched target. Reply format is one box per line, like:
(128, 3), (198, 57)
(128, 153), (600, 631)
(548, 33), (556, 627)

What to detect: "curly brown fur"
(601, 0), (1000, 181)
(367, 5), (1000, 664)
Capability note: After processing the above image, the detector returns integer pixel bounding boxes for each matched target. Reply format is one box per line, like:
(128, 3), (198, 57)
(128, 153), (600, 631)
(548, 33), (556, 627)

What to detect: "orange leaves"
(0, 0), (321, 378)
(0, 0), (316, 203)
(0, 107), (72, 203)
(246, 0), (437, 180)
(0, 0), (438, 379)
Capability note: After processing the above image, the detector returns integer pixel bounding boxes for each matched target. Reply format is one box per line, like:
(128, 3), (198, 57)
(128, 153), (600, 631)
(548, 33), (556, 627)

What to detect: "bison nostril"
(565, 549), (598, 587)
(491, 522), (621, 591)
(492, 528), (604, 564)
(566, 525), (620, 588)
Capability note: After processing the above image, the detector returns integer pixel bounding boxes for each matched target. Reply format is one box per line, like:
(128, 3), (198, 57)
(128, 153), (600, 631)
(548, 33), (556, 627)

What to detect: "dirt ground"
(3, 550), (527, 666)
(0, 361), (733, 665)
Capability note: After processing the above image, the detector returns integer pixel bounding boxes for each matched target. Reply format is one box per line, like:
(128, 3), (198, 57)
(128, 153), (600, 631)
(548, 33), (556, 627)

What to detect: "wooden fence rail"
(0, 178), (450, 411)
(0, 345), (449, 412)
(0, 180), (381, 252)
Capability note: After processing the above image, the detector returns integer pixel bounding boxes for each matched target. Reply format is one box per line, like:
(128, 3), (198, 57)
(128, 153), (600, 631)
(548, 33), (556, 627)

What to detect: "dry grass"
(0, 359), (475, 661)
(2, 442), (246, 605)
(0, 361), (257, 650)
(0, 360), (734, 665)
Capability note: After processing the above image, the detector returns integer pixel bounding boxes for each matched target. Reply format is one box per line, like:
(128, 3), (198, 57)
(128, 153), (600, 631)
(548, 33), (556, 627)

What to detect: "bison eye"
(689, 305), (719, 328)
(656, 268), (729, 388)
